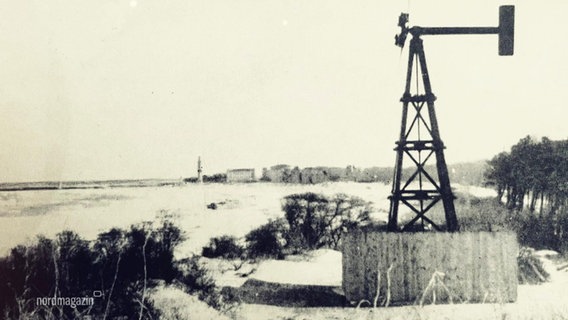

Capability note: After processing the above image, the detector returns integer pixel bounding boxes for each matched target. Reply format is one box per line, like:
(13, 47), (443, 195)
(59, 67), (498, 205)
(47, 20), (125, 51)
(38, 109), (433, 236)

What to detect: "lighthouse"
(197, 156), (203, 183)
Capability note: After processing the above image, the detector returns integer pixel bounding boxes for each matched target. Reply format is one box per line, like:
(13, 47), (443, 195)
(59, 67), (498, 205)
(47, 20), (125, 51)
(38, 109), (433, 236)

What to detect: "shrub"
(282, 192), (330, 250)
(455, 196), (514, 232)
(202, 236), (245, 259)
(282, 192), (371, 250)
(0, 217), (224, 319)
(453, 192), (568, 252)
(207, 203), (218, 210)
(241, 193), (371, 259)
(55, 230), (96, 296)
(245, 219), (287, 259)
(175, 257), (217, 305)
(517, 247), (550, 284)
(203, 174), (227, 183)
(513, 214), (557, 250)
(175, 256), (238, 312)
(0, 237), (60, 319)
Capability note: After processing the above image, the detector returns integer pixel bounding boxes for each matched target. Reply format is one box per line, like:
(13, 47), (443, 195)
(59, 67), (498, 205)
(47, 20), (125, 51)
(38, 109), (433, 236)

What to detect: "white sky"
(0, 0), (565, 182)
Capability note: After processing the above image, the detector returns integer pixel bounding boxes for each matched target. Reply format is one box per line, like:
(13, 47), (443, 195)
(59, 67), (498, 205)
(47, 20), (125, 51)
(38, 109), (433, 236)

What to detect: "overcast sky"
(0, 0), (565, 182)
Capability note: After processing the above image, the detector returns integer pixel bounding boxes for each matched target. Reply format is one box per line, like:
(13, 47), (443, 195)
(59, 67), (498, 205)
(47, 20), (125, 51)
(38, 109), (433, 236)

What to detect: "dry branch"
(373, 269), (381, 308)
(138, 232), (150, 320)
(385, 264), (394, 307)
(103, 251), (122, 320)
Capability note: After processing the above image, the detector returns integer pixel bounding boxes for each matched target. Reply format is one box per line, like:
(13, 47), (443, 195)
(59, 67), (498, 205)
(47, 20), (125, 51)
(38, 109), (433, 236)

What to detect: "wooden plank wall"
(342, 230), (518, 305)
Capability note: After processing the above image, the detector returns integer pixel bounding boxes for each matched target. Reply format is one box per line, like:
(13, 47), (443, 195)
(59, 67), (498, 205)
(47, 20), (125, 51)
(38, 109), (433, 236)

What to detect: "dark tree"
(484, 136), (568, 251)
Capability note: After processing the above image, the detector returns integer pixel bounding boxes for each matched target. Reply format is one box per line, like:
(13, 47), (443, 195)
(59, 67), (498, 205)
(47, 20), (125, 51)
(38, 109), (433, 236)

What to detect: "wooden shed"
(342, 229), (518, 305)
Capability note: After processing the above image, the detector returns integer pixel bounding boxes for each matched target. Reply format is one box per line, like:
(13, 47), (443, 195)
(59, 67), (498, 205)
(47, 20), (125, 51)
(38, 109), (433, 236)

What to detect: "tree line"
(484, 136), (568, 251)
(485, 136), (567, 215)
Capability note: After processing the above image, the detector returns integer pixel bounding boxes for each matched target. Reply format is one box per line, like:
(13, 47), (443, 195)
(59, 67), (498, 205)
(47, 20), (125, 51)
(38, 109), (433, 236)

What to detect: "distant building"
(262, 164), (291, 182)
(227, 168), (255, 183)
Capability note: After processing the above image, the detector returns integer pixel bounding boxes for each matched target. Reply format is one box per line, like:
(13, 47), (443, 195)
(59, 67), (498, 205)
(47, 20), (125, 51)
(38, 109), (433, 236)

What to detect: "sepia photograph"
(0, 0), (566, 319)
